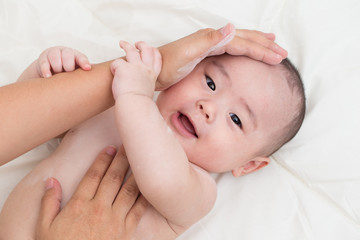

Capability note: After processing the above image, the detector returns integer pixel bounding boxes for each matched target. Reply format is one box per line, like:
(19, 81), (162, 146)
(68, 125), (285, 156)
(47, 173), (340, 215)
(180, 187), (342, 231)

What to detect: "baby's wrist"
(114, 92), (155, 115)
(113, 78), (155, 101)
(114, 88), (154, 102)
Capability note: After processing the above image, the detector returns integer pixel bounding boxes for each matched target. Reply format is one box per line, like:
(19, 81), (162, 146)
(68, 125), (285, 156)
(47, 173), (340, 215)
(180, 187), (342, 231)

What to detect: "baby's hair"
(265, 58), (306, 156)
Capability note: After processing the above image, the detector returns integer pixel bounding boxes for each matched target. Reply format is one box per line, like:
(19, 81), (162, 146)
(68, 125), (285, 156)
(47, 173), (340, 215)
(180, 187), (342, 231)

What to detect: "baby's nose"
(197, 100), (215, 122)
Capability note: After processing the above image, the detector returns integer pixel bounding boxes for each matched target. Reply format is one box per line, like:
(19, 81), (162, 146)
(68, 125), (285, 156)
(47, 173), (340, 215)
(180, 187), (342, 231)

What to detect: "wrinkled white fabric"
(1, 0), (360, 239)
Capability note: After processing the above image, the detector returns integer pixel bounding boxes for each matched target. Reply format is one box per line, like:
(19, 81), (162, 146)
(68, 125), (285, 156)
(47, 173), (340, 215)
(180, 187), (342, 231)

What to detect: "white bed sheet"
(1, 0), (360, 239)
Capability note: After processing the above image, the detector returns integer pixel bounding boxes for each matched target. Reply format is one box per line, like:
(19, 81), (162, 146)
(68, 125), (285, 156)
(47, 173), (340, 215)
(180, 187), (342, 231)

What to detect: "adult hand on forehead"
(156, 23), (288, 90)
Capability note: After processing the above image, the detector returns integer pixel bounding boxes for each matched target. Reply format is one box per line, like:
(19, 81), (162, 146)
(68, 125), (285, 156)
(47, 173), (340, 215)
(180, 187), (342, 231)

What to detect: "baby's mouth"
(177, 113), (198, 138)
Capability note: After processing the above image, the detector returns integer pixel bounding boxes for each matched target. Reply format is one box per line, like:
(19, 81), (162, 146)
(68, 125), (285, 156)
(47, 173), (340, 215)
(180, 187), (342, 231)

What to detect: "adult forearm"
(0, 61), (114, 165)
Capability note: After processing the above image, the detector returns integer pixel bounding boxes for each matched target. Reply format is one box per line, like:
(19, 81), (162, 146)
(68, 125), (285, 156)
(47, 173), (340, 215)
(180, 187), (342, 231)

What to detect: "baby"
(0, 40), (305, 239)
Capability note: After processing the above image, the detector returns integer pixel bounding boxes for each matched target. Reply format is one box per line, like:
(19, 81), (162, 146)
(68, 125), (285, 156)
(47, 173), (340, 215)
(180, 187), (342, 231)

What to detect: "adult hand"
(156, 23), (288, 90)
(36, 146), (148, 240)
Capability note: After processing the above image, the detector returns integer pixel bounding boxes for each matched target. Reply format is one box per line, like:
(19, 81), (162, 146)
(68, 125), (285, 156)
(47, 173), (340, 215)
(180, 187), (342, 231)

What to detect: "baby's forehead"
(202, 55), (285, 86)
(205, 55), (295, 121)
(199, 55), (294, 107)
(201, 54), (283, 77)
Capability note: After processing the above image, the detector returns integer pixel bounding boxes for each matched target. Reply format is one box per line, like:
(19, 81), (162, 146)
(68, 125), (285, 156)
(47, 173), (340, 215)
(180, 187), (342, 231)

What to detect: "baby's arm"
(17, 46), (91, 82)
(111, 41), (216, 233)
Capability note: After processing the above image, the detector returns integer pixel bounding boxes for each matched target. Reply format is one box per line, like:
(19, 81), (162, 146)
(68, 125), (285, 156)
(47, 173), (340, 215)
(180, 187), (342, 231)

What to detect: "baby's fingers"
(47, 48), (64, 74)
(110, 58), (126, 75)
(61, 48), (76, 72)
(119, 40), (141, 63)
(38, 58), (52, 78)
(37, 47), (62, 78)
(73, 49), (91, 71)
(62, 48), (91, 72)
(135, 41), (154, 67)
(135, 41), (162, 75)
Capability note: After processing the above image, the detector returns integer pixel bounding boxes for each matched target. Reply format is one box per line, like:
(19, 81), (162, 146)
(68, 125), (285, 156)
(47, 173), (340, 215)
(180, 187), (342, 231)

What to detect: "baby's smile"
(170, 112), (198, 138)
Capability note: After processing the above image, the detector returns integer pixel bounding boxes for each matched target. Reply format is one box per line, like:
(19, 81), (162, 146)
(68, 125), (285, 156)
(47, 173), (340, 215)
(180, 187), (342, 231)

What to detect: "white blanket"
(1, 0), (360, 239)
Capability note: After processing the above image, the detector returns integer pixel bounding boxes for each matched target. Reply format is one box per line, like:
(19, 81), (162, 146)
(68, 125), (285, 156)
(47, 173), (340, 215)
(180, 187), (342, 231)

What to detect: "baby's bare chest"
(47, 108), (177, 239)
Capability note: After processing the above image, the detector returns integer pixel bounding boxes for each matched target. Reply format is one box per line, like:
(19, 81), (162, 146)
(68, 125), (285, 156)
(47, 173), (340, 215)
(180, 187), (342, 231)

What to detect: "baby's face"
(156, 55), (295, 174)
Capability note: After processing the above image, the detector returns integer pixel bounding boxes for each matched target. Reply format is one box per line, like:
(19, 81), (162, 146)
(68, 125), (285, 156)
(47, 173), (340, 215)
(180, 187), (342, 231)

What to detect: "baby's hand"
(111, 41), (162, 100)
(37, 46), (91, 78)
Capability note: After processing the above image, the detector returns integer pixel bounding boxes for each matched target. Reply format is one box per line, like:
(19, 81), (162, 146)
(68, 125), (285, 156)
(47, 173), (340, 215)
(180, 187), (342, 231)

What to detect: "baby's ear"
(231, 157), (270, 177)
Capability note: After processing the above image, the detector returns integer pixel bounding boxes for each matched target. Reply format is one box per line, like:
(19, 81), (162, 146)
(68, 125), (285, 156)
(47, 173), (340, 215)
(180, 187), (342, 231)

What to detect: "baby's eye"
(206, 75), (216, 91)
(229, 113), (242, 129)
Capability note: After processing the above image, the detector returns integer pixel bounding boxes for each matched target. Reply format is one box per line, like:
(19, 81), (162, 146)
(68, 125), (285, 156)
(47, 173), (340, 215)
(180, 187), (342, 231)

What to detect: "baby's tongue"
(180, 114), (195, 135)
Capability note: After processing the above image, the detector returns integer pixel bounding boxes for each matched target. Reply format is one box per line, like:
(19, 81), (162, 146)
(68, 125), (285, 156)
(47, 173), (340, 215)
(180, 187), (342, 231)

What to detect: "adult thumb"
(156, 23), (234, 88)
(179, 23), (236, 60)
(36, 178), (63, 234)
(206, 23), (236, 55)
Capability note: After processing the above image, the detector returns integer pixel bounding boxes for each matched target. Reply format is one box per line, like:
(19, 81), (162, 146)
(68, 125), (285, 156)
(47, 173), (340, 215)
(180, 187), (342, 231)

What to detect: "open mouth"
(171, 112), (198, 138)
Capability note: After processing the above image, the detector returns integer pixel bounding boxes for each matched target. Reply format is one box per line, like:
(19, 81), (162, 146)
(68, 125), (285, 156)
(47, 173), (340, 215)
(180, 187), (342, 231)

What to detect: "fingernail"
(274, 54), (284, 62)
(44, 73), (51, 78)
(210, 24), (235, 53)
(273, 45), (288, 57)
(266, 33), (276, 40)
(219, 23), (234, 37)
(219, 23), (229, 36)
(45, 178), (54, 190)
(119, 40), (126, 48)
(105, 146), (117, 156)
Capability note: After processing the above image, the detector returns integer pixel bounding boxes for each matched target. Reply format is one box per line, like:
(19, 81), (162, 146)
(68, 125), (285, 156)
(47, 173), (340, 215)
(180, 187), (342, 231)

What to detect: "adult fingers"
(203, 23), (236, 56)
(235, 29), (288, 58)
(125, 195), (150, 227)
(94, 147), (130, 204)
(35, 178), (62, 237)
(156, 23), (235, 91)
(224, 37), (284, 64)
(71, 146), (117, 201)
(113, 173), (140, 220)
(263, 32), (276, 41)
(179, 23), (235, 62)
(153, 47), (162, 77)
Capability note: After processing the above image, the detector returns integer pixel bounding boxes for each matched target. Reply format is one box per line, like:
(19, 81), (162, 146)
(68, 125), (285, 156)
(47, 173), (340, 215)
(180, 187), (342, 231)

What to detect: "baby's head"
(156, 54), (305, 177)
